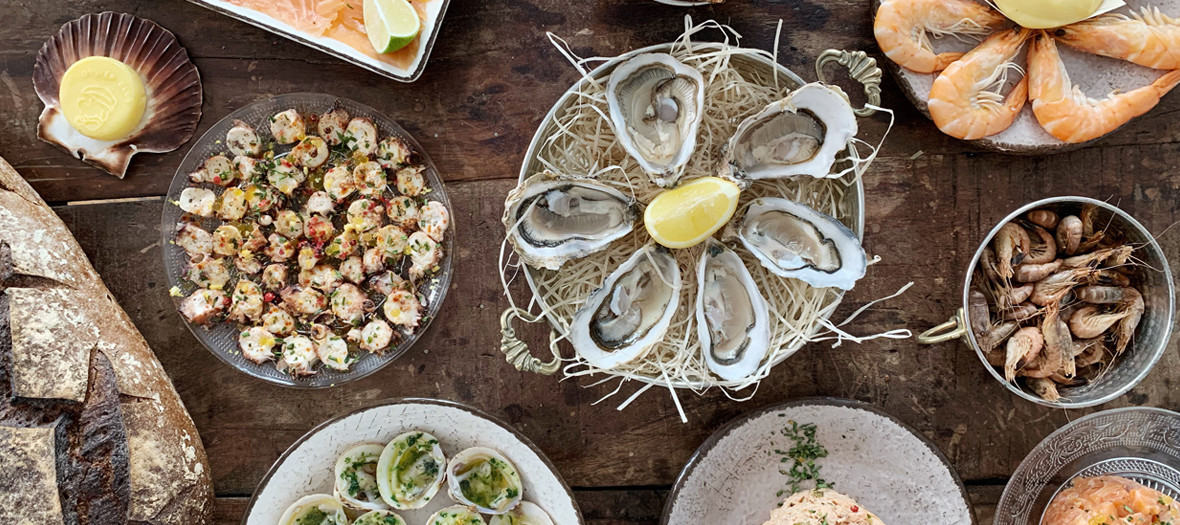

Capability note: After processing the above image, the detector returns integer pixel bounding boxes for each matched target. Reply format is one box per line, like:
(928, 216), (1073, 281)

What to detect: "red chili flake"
(851, 506), (859, 513)
(264, 292), (275, 302)
(212, 175), (222, 185)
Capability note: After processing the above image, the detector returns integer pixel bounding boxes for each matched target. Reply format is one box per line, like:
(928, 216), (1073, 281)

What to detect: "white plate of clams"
(243, 398), (582, 525)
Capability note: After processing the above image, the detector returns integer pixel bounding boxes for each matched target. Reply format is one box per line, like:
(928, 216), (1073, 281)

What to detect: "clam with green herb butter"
(277, 494), (349, 525)
(376, 431), (447, 509)
(333, 443), (387, 511)
(446, 447), (524, 514)
(351, 509), (408, 525)
(427, 505), (488, 525)
(488, 502), (555, 525)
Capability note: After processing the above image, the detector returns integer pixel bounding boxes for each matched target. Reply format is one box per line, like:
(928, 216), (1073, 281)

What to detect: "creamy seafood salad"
(279, 431), (555, 525)
(171, 106), (449, 377)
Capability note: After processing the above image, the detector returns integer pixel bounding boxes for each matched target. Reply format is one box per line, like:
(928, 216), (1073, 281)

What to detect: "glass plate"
(996, 407), (1180, 524)
(161, 93), (454, 388)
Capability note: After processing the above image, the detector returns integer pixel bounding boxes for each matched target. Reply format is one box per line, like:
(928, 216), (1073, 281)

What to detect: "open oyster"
(334, 443), (388, 511)
(503, 170), (638, 270)
(725, 197), (866, 291)
(607, 53), (705, 186)
(446, 447), (524, 514)
(489, 502), (556, 525)
(278, 494), (348, 525)
(353, 510), (408, 525)
(32, 12), (202, 178)
(376, 431), (447, 510)
(696, 239), (771, 381)
(569, 244), (682, 370)
(719, 84), (856, 183)
(427, 505), (488, 525)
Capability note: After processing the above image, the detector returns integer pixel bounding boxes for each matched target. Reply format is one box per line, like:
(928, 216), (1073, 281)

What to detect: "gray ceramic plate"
(996, 406), (1180, 524)
(162, 93), (454, 388)
(873, 0), (1179, 153)
(243, 398), (584, 524)
(662, 398), (975, 524)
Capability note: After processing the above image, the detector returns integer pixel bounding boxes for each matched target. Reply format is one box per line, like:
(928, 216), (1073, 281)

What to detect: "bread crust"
(0, 156), (213, 524)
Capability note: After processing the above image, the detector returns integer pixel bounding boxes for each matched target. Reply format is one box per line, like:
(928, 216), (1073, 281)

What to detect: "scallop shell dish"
(499, 19), (894, 411)
(32, 11), (203, 177)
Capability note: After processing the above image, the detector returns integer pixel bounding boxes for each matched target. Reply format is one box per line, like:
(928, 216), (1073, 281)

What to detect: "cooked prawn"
(1054, 6), (1180, 70)
(1028, 34), (1180, 143)
(993, 221), (1031, 279)
(1004, 326), (1043, 382)
(1069, 305), (1129, 339)
(1114, 287), (1144, 354)
(928, 28), (1032, 140)
(874, 0), (1008, 73)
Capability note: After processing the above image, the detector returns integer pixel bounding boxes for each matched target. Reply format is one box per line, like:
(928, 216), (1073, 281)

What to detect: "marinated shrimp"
(928, 28), (1032, 140)
(873, 0), (1008, 73)
(172, 106), (450, 379)
(1028, 34), (1180, 143)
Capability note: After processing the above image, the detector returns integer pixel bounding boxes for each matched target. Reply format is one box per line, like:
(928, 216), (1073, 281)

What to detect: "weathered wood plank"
(2, 0), (1179, 202)
(52, 158), (1180, 496)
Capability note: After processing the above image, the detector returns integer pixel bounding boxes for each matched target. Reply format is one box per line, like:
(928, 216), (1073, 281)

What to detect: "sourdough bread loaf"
(0, 156), (213, 524)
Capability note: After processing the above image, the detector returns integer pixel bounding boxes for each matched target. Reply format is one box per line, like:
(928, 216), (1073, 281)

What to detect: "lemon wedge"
(993, 0), (1105, 28)
(364, 0), (421, 54)
(645, 177), (741, 249)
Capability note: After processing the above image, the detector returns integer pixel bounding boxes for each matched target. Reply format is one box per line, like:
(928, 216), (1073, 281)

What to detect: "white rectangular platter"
(186, 0), (450, 82)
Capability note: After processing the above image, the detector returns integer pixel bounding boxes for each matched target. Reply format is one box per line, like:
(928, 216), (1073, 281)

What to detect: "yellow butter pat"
(993, 0), (1113, 29)
(59, 56), (147, 141)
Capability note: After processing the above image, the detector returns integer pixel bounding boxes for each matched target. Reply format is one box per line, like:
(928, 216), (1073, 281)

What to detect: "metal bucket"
(918, 196), (1175, 408)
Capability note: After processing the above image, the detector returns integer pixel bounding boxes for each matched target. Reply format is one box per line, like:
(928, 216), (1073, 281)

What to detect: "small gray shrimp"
(1027, 209), (1058, 229)
(1004, 326), (1044, 382)
(1041, 306), (1074, 379)
(1114, 287), (1144, 355)
(1088, 269), (1131, 287)
(969, 289), (991, 335)
(1056, 215), (1083, 255)
(1076, 285), (1131, 304)
(1015, 259), (1063, 283)
(1022, 222), (1057, 264)
(995, 222), (1031, 279)
(1063, 245), (1134, 268)
(980, 247), (1002, 283)
(1026, 377), (1061, 402)
(998, 283), (1035, 309)
(1002, 302), (1040, 321)
(1073, 337), (1108, 368)
(1031, 267), (1092, 306)
(1068, 305), (1129, 339)
(978, 321), (1019, 357)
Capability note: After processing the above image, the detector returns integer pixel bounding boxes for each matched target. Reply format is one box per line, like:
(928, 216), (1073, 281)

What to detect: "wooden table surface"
(3, 0), (1180, 523)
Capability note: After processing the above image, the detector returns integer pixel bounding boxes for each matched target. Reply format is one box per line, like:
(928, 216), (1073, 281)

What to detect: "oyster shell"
(569, 244), (682, 369)
(607, 53), (705, 186)
(502, 171), (638, 270)
(489, 502), (555, 525)
(696, 239), (771, 381)
(719, 83), (856, 182)
(376, 431), (447, 510)
(446, 447), (524, 514)
(725, 197), (866, 291)
(427, 505), (488, 525)
(32, 12), (202, 178)
(334, 443), (388, 511)
(277, 494), (348, 525)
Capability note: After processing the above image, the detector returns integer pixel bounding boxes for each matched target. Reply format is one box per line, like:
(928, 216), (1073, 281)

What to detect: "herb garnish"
(775, 420), (832, 498)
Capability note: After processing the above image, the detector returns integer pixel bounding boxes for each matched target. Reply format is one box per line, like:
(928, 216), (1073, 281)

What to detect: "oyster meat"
(720, 83), (857, 182)
(607, 53), (705, 186)
(569, 244), (682, 369)
(489, 502), (556, 525)
(725, 197), (866, 291)
(376, 430), (447, 510)
(503, 171), (637, 270)
(278, 494), (348, 525)
(696, 239), (771, 381)
(446, 447), (524, 514)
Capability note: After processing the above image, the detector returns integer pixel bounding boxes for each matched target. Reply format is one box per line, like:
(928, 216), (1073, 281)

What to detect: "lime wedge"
(364, 0), (421, 54)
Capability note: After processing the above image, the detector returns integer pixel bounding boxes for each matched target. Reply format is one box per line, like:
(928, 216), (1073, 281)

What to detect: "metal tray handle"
(500, 308), (562, 375)
(815, 49), (883, 118)
(916, 308), (967, 345)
